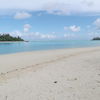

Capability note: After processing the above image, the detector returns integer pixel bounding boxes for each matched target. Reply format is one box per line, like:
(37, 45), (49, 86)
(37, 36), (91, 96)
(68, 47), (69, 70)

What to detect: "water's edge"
(0, 40), (100, 54)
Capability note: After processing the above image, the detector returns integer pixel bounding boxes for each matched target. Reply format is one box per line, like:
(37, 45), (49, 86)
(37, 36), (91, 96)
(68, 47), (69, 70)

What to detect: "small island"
(0, 34), (24, 41)
(92, 37), (100, 40)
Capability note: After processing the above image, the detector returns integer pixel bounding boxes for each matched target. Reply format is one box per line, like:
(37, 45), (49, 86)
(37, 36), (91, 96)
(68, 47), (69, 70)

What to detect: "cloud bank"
(0, 0), (100, 16)
(14, 12), (32, 19)
(64, 25), (80, 32)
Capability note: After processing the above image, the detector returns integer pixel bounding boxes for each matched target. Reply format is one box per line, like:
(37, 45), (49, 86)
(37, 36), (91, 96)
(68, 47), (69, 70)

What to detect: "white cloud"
(88, 32), (100, 38)
(64, 25), (80, 32)
(69, 25), (80, 32)
(14, 12), (32, 19)
(10, 31), (57, 40)
(64, 26), (68, 30)
(93, 18), (100, 29)
(33, 32), (57, 39)
(52, 32), (56, 34)
(10, 31), (22, 37)
(81, 0), (94, 7)
(24, 24), (31, 32)
(0, 0), (100, 16)
(40, 34), (56, 39)
(64, 33), (76, 39)
(64, 34), (69, 38)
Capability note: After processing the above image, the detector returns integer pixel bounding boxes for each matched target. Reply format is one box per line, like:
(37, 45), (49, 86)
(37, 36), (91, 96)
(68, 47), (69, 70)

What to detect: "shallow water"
(0, 40), (100, 54)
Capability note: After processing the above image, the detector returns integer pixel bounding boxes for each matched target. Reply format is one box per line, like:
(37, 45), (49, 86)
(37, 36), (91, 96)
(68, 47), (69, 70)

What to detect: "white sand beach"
(0, 47), (100, 100)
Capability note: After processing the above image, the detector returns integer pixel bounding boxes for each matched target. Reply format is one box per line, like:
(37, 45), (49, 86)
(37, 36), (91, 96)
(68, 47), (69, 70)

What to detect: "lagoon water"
(0, 40), (100, 54)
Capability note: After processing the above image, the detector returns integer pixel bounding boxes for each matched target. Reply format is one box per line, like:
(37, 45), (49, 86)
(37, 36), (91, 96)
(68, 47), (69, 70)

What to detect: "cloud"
(24, 24), (32, 32)
(64, 33), (76, 39)
(88, 32), (100, 38)
(10, 31), (22, 37)
(52, 32), (56, 34)
(0, 0), (100, 16)
(40, 34), (56, 39)
(69, 25), (80, 32)
(64, 25), (80, 32)
(81, 0), (94, 7)
(14, 12), (32, 19)
(10, 31), (57, 40)
(93, 18), (100, 29)
(43, 2), (71, 15)
(64, 26), (68, 30)
(31, 32), (57, 39)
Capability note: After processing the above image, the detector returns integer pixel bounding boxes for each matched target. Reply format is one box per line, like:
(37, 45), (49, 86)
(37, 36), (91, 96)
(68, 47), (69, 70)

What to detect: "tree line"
(0, 34), (24, 41)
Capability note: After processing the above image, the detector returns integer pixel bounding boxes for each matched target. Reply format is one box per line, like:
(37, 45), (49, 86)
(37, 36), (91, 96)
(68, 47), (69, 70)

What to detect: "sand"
(0, 47), (100, 100)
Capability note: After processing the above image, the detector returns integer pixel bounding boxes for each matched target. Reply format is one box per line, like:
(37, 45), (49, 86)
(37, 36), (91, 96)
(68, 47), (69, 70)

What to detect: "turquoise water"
(0, 40), (100, 54)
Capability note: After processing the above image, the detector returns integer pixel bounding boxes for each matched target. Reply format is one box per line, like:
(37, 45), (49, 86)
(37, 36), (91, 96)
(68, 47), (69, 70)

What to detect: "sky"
(0, 0), (100, 40)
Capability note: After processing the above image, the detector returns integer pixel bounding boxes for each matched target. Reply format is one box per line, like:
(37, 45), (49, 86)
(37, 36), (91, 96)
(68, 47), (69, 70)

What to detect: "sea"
(0, 40), (100, 54)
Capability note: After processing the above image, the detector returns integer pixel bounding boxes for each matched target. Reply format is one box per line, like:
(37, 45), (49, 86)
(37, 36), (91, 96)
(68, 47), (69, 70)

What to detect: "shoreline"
(0, 41), (27, 43)
(0, 46), (100, 73)
(0, 40), (100, 55)
(0, 45), (100, 55)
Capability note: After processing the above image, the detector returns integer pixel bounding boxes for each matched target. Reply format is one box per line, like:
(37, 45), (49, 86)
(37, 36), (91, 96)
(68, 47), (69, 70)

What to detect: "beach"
(0, 46), (100, 100)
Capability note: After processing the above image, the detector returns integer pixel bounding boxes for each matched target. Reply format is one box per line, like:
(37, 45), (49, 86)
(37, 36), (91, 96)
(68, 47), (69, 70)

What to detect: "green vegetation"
(92, 37), (100, 40)
(0, 34), (24, 41)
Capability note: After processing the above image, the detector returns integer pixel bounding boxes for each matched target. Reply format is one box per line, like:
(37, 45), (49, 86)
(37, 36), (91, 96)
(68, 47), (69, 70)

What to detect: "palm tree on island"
(92, 37), (100, 40)
(0, 34), (24, 41)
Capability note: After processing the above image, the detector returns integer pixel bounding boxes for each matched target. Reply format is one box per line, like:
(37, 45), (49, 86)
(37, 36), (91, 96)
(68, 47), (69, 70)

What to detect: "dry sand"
(0, 47), (100, 100)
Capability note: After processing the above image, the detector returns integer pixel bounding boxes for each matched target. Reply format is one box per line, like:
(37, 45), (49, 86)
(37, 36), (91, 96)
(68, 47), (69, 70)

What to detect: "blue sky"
(0, 0), (100, 40)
